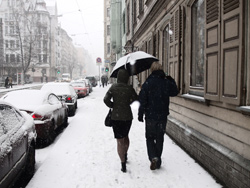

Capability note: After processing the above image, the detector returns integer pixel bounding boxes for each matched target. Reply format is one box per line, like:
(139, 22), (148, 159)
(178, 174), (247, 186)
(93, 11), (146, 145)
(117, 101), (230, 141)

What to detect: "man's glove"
(138, 116), (144, 122)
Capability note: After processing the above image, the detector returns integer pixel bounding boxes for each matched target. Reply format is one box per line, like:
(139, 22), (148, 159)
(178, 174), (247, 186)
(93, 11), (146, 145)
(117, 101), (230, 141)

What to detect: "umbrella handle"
(125, 56), (129, 69)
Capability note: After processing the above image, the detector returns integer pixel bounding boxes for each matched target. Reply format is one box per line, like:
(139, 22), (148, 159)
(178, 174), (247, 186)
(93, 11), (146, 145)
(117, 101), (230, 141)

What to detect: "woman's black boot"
(121, 162), (126, 173)
(125, 154), (128, 163)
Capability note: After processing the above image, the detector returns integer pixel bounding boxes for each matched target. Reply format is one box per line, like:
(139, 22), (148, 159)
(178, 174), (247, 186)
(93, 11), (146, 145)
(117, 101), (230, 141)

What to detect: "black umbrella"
(110, 51), (158, 78)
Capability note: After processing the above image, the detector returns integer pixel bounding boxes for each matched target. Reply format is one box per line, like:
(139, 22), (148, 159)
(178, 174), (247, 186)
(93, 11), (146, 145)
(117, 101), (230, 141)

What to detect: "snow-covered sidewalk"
(26, 85), (222, 188)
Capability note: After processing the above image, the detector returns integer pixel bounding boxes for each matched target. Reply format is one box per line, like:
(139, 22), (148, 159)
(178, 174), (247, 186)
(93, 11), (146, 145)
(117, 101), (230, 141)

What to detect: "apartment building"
(0, 0), (87, 83)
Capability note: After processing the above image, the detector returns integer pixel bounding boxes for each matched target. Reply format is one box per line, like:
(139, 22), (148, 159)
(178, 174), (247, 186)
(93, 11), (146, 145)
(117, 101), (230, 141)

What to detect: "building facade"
(125, 0), (250, 187)
(0, 0), (88, 84)
(104, 0), (111, 73)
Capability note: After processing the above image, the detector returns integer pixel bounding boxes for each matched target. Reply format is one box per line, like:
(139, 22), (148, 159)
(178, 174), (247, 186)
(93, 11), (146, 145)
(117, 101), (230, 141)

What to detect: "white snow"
(26, 85), (222, 188)
(0, 90), (65, 118)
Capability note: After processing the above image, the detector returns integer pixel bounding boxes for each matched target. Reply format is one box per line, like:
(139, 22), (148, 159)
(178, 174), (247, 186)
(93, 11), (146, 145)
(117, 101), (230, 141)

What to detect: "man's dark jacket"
(138, 70), (178, 121)
(104, 69), (138, 121)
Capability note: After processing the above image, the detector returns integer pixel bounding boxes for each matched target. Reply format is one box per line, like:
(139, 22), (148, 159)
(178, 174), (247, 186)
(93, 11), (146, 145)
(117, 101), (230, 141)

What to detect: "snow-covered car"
(85, 76), (97, 87)
(41, 82), (78, 116)
(1, 90), (68, 145)
(0, 101), (36, 188)
(71, 80), (89, 98)
(83, 78), (93, 93)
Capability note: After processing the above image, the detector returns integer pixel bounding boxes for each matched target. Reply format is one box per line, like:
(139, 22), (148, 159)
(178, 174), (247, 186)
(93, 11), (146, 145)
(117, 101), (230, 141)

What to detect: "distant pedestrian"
(41, 76), (43, 83)
(8, 77), (13, 88)
(4, 77), (9, 88)
(138, 62), (178, 170)
(104, 69), (138, 173)
(101, 75), (105, 87)
(105, 76), (108, 86)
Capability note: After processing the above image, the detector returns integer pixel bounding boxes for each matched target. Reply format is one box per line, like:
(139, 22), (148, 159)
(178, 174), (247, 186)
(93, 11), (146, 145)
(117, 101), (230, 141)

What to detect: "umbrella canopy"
(110, 51), (158, 78)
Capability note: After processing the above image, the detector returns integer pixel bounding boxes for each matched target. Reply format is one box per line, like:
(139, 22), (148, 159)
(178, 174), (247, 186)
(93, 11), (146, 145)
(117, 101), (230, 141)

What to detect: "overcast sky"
(56, 0), (104, 66)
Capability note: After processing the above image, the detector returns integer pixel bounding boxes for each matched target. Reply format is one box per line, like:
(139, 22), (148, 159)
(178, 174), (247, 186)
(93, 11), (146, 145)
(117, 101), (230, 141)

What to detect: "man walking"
(138, 62), (178, 170)
(4, 77), (9, 88)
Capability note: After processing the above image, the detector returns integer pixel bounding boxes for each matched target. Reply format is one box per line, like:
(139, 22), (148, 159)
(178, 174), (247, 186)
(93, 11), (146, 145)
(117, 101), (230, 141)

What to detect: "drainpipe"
(131, 0), (134, 87)
(246, 0), (250, 105)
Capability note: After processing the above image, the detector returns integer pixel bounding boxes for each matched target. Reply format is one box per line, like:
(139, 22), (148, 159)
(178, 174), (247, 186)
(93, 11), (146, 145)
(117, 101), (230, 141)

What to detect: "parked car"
(61, 73), (71, 82)
(1, 90), (68, 145)
(71, 80), (89, 98)
(41, 82), (78, 116)
(0, 101), (36, 188)
(85, 76), (97, 87)
(83, 78), (93, 93)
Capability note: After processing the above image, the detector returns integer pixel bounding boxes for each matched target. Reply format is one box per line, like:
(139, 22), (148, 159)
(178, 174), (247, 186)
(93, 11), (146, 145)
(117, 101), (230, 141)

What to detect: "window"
(9, 13), (13, 20)
(107, 25), (110, 36)
(203, 0), (243, 105)
(107, 7), (110, 17)
(5, 26), (8, 35)
(10, 26), (14, 34)
(43, 55), (47, 63)
(191, 0), (205, 88)
(5, 13), (8, 21)
(126, 3), (130, 34)
(107, 43), (110, 54)
(16, 54), (20, 63)
(15, 26), (19, 34)
(123, 13), (126, 34)
(43, 40), (47, 49)
(163, 25), (170, 73)
(38, 27), (41, 34)
(38, 41), (41, 48)
(6, 54), (9, 63)
(139, 0), (144, 14)
(5, 40), (8, 48)
(133, 1), (137, 25)
(10, 54), (15, 63)
(39, 54), (42, 62)
(10, 40), (15, 48)
(16, 40), (19, 48)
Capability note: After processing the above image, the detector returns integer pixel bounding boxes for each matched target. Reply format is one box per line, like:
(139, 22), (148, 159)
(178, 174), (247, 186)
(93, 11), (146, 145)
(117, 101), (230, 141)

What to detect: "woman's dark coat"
(104, 69), (138, 121)
(138, 70), (178, 121)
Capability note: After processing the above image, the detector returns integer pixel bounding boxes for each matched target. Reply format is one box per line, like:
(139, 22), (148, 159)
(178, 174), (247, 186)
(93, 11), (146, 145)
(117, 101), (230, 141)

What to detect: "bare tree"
(9, 2), (39, 84)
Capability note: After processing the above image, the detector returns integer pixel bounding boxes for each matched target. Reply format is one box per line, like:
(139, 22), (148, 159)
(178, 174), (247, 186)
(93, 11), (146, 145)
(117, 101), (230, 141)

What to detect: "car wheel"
(75, 101), (78, 109)
(69, 106), (76, 116)
(63, 113), (68, 127)
(47, 121), (56, 145)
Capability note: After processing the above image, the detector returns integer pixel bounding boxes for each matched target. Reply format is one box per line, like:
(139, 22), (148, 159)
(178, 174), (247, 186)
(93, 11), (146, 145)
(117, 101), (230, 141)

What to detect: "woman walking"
(104, 69), (138, 173)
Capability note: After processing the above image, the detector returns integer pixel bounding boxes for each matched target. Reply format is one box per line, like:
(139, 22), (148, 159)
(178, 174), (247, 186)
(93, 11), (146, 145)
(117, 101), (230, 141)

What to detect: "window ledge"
(236, 106), (250, 115)
(181, 94), (207, 103)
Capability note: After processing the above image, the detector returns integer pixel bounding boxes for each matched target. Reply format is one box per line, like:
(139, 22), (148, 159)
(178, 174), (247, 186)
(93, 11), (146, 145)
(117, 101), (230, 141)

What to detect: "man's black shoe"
(150, 158), (158, 170)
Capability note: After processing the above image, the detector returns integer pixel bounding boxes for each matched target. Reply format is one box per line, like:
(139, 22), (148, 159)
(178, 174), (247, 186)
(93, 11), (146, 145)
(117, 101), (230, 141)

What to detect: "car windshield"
(85, 77), (95, 81)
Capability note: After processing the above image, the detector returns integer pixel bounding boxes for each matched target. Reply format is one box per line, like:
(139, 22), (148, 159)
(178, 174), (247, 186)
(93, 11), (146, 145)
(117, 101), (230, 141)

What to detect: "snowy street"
(26, 85), (222, 188)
